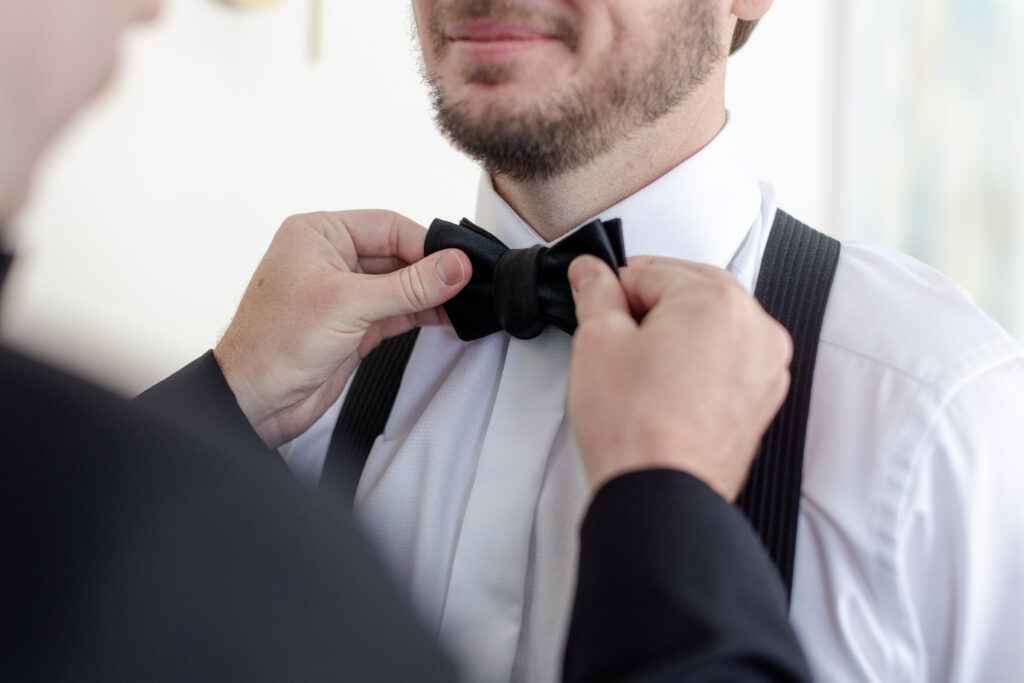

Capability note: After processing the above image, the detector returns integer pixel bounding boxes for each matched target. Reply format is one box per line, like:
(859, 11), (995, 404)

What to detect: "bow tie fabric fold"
(424, 217), (627, 341)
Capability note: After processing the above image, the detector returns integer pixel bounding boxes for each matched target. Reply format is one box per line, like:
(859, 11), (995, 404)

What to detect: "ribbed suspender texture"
(738, 211), (841, 599)
(319, 329), (421, 504)
(321, 210), (840, 601)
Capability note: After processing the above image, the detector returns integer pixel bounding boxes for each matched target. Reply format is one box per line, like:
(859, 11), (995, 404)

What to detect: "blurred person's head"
(412, 0), (770, 183)
(0, 0), (161, 222)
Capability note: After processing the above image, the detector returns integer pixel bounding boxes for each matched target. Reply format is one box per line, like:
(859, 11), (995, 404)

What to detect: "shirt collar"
(472, 115), (762, 271)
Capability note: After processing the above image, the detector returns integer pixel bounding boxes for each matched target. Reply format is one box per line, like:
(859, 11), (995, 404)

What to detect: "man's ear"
(731, 0), (773, 21)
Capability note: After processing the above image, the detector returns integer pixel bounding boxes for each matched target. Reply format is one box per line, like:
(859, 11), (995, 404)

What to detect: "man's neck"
(492, 91), (727, 243)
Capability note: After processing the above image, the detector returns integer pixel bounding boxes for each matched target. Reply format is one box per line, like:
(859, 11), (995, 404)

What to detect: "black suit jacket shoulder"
(1, 346), (455, 681)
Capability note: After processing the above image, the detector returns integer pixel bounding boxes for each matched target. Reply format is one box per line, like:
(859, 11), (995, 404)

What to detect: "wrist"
(212, 341), (279, 448)
(580, 428), (746, 502)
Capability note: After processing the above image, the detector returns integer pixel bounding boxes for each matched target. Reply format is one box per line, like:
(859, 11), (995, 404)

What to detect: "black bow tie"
(424, 217), (626, 341)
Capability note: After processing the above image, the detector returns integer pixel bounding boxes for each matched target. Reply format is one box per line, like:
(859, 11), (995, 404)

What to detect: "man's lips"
(446, 20), (561, 57)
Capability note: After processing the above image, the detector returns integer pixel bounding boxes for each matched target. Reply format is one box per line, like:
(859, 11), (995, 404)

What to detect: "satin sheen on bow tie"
(423, 217), (627, 341)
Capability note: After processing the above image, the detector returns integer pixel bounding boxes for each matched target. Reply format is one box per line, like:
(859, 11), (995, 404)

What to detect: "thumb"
(569, 256), (635, 330)
(353, 249), (471, 323)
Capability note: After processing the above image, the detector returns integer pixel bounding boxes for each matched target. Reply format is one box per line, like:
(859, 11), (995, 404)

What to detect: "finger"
(349, 248), (472, 323)
(376, 307), (449, 339)
(359, 256), (412, 275)
(771, 317), (795, 369)
(327, 210), (430, 265)
(619, 264), (698, 319)
(411, 305), (450, 329)
(356, 304), (451, 359)
(619, 263), (734, 318)
(568, 255), (636, 331)
(361, 306), (448, 350)
(626, 254), (725, 277)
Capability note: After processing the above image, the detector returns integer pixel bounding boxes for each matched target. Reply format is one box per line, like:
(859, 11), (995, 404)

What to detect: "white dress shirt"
(284, 119), (1024, 682)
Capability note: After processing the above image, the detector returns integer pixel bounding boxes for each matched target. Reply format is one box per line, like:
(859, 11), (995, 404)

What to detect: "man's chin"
(437, 74), (567, 125)
(436, 93), (530, 134)
(463, 62), (517, 87)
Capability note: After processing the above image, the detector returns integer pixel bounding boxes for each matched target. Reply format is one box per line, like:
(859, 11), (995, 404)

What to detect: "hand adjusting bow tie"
(424, 217), (626, 341)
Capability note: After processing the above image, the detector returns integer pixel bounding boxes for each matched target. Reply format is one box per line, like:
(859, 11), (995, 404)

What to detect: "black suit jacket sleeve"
(566, 469), (813, 683)
(135, 350), (275, 462)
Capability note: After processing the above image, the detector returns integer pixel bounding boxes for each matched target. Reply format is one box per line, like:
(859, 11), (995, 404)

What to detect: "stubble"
(422, 0), (721, 182)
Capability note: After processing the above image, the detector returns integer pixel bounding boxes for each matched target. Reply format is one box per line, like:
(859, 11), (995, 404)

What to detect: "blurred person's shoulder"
(0, 344), (260, 483)
(820, 241), (1023, 393)
(0, 343), (284, 566)
(0, 344), (456, 681)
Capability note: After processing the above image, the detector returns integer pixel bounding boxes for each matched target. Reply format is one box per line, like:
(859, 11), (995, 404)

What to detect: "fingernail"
(435, 250), (466, 286)
(569, 257), (601, 292)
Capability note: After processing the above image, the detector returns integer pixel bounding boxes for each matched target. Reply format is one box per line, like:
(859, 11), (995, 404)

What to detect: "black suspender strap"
(319, 328), (421, 504)
(321, 210), (841, 602)
(739, 210), (841, 600)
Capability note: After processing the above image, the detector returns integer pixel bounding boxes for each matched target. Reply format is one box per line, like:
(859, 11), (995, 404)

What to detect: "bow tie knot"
(493, 245), (547, 339)
(424, 217), (627, 341)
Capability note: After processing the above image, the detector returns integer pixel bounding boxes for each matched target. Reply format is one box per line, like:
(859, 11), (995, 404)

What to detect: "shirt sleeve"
(896, 357), (1024, 681)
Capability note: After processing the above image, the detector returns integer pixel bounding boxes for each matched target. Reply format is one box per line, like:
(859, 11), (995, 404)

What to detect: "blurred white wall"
(0, 1), (885, 393)
(3, 2), (474, 392)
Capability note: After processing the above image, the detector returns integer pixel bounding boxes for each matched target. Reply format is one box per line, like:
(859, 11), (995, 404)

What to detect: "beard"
(423, 0), (722, 182)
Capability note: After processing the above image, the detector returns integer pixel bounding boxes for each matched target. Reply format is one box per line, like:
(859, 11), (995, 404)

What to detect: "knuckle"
(577, 312), (628, 341)
(398, 266), (431, 307)
(276, 215), (299, 238)
(697, 278), (746, 322)
(386, 212), (403, 255)
(778, 327), (795, 364)
(779, 367), (792, 394)
(715, 277), (745, 305)
(281, 212), (310, 229)
(279, 212), (317, 238)
(773, 368), (792, 405)
(766, 320), (794, 365)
